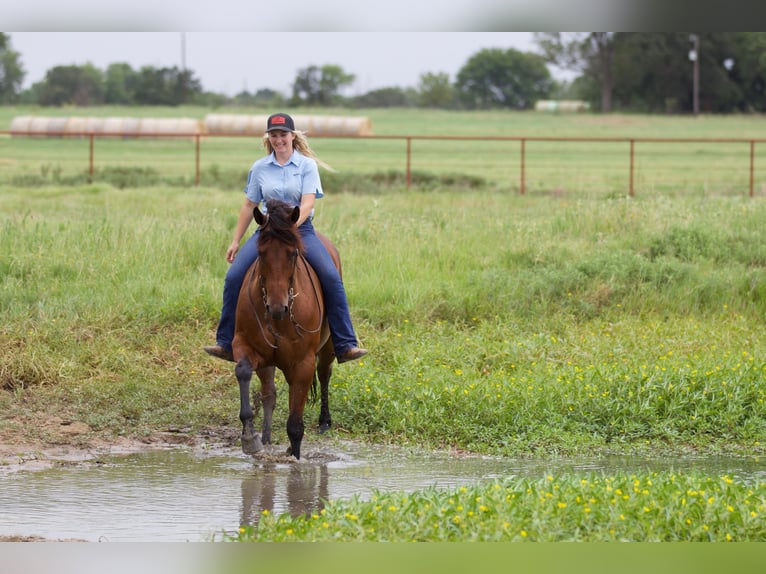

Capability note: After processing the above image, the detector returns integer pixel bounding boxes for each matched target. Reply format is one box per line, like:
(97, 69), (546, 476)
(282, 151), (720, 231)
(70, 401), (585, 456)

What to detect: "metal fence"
(3, 130), (766, 196)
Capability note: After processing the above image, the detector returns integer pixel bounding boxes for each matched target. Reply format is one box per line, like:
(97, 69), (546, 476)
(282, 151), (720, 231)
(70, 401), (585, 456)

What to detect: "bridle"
(246, 247), (323, 349)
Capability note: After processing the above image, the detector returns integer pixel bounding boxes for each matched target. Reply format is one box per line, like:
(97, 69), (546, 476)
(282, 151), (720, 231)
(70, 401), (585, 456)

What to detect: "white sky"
(8, 32), (573, 98)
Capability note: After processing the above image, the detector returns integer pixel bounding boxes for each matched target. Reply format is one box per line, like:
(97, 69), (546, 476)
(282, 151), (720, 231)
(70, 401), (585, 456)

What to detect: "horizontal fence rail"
(2, 131), (766, 197)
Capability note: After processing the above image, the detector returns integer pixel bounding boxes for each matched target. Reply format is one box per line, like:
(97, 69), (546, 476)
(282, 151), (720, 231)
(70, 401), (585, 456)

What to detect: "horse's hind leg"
(316, 344), (335, 433)
(236, 358), (263, 455)
(256, 366), (277, 447)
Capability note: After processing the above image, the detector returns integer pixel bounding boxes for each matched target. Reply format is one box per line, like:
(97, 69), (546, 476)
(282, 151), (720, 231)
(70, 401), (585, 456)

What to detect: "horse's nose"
(266, 304), (288, 321)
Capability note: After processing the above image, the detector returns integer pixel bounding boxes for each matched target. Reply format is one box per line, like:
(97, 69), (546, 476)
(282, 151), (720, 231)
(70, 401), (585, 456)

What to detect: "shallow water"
(1, 439), (764, 542)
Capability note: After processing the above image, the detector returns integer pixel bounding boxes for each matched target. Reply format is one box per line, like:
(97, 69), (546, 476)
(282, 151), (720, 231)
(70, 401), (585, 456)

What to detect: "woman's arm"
(226, 198), (258, 263)
(296, 193), (316, 227)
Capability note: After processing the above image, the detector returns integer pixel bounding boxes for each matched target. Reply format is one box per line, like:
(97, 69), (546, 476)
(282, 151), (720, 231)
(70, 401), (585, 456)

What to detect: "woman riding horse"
(204, 112), (367, 366)
(233, 199), (339, 459)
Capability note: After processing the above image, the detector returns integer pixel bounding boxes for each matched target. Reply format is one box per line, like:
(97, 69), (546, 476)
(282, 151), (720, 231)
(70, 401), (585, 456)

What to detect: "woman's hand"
(226, 240), (240, 264)
(226, 198), (258, 263)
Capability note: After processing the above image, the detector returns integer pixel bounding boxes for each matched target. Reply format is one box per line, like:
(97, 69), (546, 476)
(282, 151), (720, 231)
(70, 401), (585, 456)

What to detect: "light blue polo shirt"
(243, 150), (324, 217)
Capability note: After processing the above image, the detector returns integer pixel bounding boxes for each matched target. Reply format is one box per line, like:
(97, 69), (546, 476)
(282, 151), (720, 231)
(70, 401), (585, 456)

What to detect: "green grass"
(4, 107), (766, 541)
(6, 105), (766, 138)
(3, 185), (766, 456)
(229, 470), (766, 541)
(2, 106), (766, 195)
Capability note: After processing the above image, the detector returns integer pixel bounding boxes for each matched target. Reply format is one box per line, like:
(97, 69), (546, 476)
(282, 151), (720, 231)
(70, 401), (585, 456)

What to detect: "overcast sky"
(8, 32), (571, 97)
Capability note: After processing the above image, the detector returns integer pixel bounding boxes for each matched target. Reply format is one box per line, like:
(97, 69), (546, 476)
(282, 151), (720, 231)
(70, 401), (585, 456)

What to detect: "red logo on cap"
(272, 116), (286, 124)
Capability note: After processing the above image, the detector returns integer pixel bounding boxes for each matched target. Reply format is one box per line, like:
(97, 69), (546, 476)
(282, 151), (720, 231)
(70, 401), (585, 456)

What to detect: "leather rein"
(245, 250), (324, 349)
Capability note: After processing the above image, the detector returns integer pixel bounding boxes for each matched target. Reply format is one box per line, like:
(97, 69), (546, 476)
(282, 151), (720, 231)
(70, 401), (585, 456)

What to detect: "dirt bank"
(0, 416), (239, 474)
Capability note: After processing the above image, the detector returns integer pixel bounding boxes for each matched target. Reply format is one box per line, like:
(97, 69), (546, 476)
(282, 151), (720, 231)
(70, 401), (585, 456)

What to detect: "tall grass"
(4, 108), (766, 543)
(2, 184), (766, 456)
(231, 470), (766, 541)
(328, 191), (766, 324)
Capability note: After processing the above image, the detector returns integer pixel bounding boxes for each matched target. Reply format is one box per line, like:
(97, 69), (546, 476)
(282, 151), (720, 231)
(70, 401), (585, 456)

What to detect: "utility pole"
(179, 32), (188, 104)
(181, 32), (187, 71)
(690, 34), (699, 116)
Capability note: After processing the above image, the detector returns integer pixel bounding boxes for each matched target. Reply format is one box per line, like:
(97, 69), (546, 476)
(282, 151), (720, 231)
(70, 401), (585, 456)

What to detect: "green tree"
(609, 33), (692, 113)
(417, 72), (455, 108)
(173, 69), (202, 105)
(455, 48), (552, 110)
(133, 66), (169, 105)
(253, 88), (284, 106)
(17, 81), (42, 105)
(351, 86), (415, 108)
(535, 32), (616, 112)
(228, 88), (284, 107)
(726, 32), (766, 112)
(38, 64), (104, 106)
(607, 33), (744, 113)
(104, 62), (137, 105)
(291, 64), (355, 106)
(0, 33), (25, 104)
(133, 66), (202, 106)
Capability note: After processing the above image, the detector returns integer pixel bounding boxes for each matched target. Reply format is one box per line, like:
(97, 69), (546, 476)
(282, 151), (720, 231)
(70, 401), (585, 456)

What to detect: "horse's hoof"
(319, 423), (331, 434)
(242, 434), (264, 455)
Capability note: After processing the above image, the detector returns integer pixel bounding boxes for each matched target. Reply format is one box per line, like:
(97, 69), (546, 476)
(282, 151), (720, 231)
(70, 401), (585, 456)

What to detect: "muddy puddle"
(1, 438), (764, 542)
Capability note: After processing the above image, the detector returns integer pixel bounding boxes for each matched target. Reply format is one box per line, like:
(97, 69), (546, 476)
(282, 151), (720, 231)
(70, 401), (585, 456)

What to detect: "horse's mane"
(258, 199), (304, 252)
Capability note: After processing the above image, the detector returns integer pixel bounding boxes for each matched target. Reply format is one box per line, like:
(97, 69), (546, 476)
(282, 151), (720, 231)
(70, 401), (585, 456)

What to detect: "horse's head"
(254, 199), (303, 321)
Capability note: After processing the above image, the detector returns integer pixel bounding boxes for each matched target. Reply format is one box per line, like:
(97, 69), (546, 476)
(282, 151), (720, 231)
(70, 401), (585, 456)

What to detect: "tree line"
(1, 33), (765, 113)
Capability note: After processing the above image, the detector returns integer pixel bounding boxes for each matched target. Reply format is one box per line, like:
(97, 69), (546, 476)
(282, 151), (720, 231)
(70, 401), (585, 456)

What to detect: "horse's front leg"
(256, 366), (277, 447)
(284, 361), (315, 460)
(236, 358), (263, 455)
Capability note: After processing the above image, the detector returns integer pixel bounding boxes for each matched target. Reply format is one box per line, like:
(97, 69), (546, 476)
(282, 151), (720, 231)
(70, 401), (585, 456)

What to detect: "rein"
(246, 249), (324, 349)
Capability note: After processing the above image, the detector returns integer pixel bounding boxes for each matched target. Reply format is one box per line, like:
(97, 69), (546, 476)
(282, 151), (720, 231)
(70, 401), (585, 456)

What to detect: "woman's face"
(268, 130), (295, 153)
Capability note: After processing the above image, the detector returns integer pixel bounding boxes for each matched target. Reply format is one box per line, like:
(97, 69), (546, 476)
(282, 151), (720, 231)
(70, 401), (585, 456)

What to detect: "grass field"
(4, 185), (766, 454)
(2, 106), (766, 196)
(3, 107), (766, 541)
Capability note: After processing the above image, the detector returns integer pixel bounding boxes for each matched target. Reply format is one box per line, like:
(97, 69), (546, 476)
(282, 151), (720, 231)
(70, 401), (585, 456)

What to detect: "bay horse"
(232, 199), (337, 460)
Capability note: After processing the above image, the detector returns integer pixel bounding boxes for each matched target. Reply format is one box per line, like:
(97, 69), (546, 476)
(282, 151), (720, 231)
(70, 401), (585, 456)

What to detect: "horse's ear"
(290, 206), (300, 224)
(254, 208), (266, 226)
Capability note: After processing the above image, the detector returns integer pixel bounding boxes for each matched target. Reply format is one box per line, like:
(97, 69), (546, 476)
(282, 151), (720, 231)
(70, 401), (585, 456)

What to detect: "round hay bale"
(204, 113), (266, 135)
(27, 116), (62, 137)
(203, 114), (373, 136)
(81, 117), (103, 135)
(102, 117), (127, 138)
(47, 117), (68, 135)
(62, 116), (103, 137)
(137, 117), (201, 139)
(63, 117), (86, 137)
(294, 115), (373, 136)
(10, 115), (203, 140)
(534, 100), (590, 113)
(121, 117), (141, 138)
(204, 114), (268, 134)
(138, 117), (160, 136)
(9, 116), (32, 135)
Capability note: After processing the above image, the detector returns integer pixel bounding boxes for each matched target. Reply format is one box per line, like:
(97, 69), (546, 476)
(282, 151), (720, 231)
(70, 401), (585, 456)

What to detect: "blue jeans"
(215, 220), (359, 355)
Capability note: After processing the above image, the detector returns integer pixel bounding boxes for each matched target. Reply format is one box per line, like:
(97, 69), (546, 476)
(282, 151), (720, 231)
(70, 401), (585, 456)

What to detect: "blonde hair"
(262, 130), (336, 172)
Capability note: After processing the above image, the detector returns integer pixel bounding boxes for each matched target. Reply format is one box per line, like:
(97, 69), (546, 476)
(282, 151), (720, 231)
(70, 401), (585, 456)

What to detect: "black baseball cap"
(266, 113), (295, 132)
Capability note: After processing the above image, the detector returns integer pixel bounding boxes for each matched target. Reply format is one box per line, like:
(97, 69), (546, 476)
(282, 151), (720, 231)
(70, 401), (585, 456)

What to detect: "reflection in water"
(0, 441), (764, 542)
(239, 462), (330, 528)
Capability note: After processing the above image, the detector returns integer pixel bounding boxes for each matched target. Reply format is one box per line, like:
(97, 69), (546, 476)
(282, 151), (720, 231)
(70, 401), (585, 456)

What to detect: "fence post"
(520, 138), (526, 195)
(629, 139), (635, 197)
(195, 134), (201, 187)
(406, 137), (412, 188)
(750, 140), (755, 198)
(89, 133), (94, 182)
